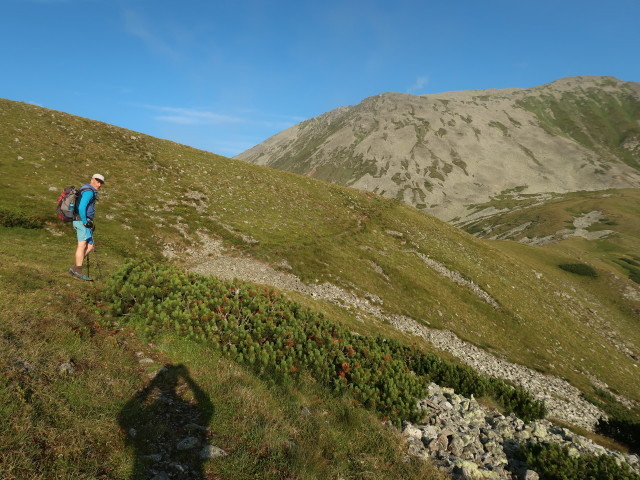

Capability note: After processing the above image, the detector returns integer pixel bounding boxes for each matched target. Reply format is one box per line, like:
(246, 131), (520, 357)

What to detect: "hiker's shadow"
(118, 364), (214, 480)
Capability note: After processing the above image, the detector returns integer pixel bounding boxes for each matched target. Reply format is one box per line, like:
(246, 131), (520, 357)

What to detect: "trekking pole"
(92, 227), (103, 281)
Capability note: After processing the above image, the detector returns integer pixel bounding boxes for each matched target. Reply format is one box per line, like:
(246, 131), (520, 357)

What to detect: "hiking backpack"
(57, 185), (94, 222)
(56, 186), (79, 222)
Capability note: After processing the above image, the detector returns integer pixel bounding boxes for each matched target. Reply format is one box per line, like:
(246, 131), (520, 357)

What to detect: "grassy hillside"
(461, 188), (640, 294)
(0, 237), (440, 479)
(1, 98), (639, 476)
(516, 81), (640, 170)
(0, 100), (445, 478)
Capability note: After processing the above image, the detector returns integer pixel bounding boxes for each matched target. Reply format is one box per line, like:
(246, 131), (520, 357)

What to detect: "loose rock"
(176, 436), (199, 451)
(200, 445), (228, 460)
(402, 383), (640, 479)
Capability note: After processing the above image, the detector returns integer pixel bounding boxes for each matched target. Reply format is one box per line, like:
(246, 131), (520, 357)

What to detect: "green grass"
(1, 97), (640, 476)
(0, 226), (443, 479)
(0, 232), (134, 478)
(461, 188), (640, 287)
(2, 98), (638, 405)
(515, 85), (640, 169)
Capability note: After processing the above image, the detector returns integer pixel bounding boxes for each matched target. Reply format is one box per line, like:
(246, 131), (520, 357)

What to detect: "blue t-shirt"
(77, 184), (98, 224)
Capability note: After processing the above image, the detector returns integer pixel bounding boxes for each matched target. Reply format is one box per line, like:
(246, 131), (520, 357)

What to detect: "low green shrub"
(517, 442), (640, 480)
(0, 209), (44, 229)
(597, 416), (640, 454)
(619, 257), (640, 267)
(582, 389), (640, 453)
(625, 265), (640, 284)
(613, 258), (640, 284)
(105, 259), (546, 425)
(558, 263), (599, 277)
(407, 352), (546, 422)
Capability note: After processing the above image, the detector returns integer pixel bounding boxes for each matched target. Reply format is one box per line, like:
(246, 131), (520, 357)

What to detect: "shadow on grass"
(118, 364), (214, 479)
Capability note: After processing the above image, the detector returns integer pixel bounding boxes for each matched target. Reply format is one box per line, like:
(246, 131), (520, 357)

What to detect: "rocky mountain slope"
(2, 96), (638, 417)
(236, 76), (640, 223)
(2, 97), (640, 478)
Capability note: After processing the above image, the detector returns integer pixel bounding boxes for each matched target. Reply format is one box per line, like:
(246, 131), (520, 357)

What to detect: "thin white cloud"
(155, 115), (200, 125)
(145, 105), (244, 125)
(122, 8), (182, 62)
(407, 76), (430, 94)
(141, 104), (303, 129)
(256, 119), (298, 130)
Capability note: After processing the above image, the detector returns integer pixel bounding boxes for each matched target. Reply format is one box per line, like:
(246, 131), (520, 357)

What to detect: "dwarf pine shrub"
(106, 259), (546, 425)
(558, 263), (599, 277)
(517, 442), (640, 480)
(0, 209), (44, 229)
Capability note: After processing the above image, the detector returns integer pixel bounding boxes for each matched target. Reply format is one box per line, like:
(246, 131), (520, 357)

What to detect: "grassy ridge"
(0, 225), (443, 479)
(1, 97), (640, 476)
(2, 97), (639, 406)
(461, 189), (640, 357)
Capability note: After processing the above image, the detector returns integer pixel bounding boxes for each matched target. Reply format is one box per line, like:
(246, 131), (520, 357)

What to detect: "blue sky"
(2, 0), (639, 157)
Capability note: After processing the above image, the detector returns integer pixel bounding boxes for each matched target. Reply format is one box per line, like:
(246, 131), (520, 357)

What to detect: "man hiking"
(68, 173), (104, 281)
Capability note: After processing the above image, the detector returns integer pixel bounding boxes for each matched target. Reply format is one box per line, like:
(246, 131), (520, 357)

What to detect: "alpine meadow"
(1, 77), (639, 480)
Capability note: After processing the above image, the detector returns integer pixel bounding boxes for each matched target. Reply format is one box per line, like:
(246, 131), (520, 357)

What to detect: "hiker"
(68, 174), (104, 281)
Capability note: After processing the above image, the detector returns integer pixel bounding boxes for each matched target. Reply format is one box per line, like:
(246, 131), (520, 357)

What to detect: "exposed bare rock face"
(236, 76), (640, 223)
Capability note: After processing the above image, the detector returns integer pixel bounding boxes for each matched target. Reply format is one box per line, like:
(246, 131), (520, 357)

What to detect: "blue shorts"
(73, 220), (94, 244)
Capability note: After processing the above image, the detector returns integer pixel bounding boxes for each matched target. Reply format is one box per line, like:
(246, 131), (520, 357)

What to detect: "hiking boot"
(68, 267), (93, 282)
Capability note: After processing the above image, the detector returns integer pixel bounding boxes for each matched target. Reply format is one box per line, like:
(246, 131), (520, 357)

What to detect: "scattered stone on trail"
(169, 462), (187, 473)
(58, 362), (74, 375)
(185, 423), (207, 432)
(176, 436), (199, 451)
(411, 250), (500, 309)
(150, 366), (169, 378)
(199, 445), (228, 460)
(390, 314), (606, 430)
(139, 358), (155, 364)
(13, 359), (36, 373)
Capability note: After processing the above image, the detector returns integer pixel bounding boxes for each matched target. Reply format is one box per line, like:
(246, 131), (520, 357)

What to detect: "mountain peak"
(237, 76), (640, 223)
